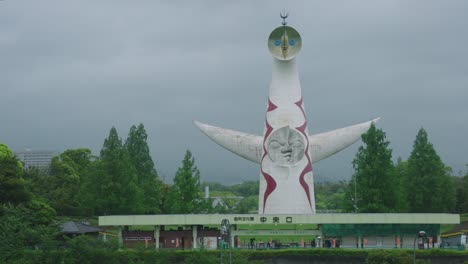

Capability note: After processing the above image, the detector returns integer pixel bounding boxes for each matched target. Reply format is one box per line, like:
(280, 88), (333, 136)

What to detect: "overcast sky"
(1, 1), (467, 184)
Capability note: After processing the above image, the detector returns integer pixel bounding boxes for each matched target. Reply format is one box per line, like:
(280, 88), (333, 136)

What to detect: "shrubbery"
(365, 250), (412, 264)
(5, 247), (468, 264)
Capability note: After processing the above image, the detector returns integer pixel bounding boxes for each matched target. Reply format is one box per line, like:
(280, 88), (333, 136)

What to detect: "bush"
(8, 247), (468, 264)
(365, 250), (412, 264)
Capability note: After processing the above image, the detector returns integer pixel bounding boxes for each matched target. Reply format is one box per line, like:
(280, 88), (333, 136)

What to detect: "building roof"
(99, 213), (460, 227)
(61, 221), (104, 234)
(441, 221), (468, 237)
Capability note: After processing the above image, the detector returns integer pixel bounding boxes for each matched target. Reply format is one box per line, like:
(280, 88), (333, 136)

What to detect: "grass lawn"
(440, 224), (456, 234)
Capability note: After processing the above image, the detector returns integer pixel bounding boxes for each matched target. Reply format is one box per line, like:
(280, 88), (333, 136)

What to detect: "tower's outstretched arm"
(309, 118), (380, 162)
(194, 118), (379, 164)
(194, 120), (263, 163)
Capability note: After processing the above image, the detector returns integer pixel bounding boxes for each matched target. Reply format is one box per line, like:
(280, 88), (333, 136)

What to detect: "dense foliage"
(455, 170), (468, 213)
(406, 128), (455, 213)
(3, 122), (465, 217)
(344, 124), (398, 213)
(5, 248), (468, 264)
(342, 125), (458, 213)
(1, 123), (468, 262)
(0, 144), (58, 263)
(5, 123), (465, 217)
(165, 150), (207, 214)
(125, 124), (163, 214)
(315, 181), (347, 212)
(0, 144), (32, 205)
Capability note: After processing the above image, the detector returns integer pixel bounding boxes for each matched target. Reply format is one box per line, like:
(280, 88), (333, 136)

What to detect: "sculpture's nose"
(281, 144), (292, 154)
(281, 31), (289, 58)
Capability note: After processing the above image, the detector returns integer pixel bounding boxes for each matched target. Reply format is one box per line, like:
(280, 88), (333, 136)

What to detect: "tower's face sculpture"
(267, 126), (305, 166)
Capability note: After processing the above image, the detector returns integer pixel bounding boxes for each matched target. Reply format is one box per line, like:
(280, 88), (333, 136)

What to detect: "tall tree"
(406, 128), (455, 212)
(393, 157), (409, 212)
(457, 166), (468, 213)
(454, 174), (466, 213)
(166, 150), (204, 214)
(0, 144), (32, 205)
(125, 124), (162, 214)
(82, 127), (143, 215)
(60, 148), (93, 175)
(344, 124), (396, 213)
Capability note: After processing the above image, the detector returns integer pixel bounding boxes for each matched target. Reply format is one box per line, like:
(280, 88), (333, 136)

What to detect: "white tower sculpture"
(194, 15), (379, 214)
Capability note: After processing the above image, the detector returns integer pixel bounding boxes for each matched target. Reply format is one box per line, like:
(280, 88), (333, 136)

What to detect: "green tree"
(230, 181), (260, 197)
(60, 148), (93, 175)
(406, 128), (455, 212)
(125, 124), (163, 214)
(25, 149), (94, 215)
(344, 124), (396, 213)
(0, 143), (32, 205)
(454, 175), (465, 213)
(0, 203), (57, 261)
(47, 156), (81, 215)
(315, 181), (347, 211)
(166, 150), (204, 214)
(393, 157), (409, 212)
(458, 167), (468, 213)
(235, 195), (258, 214)
(24, 167), (48, 200)
(81, 127), (143, 215)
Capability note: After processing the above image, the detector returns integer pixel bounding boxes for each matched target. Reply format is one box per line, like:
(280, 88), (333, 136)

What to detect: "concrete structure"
(195, 18), (378, 214)
(99, 213), (459, 249)
(14, 149), (55, 171)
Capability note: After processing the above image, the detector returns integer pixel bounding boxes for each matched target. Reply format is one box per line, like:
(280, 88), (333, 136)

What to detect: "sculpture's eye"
(289, 39), (296, 46)
(269, 141), (281, 149)
(290, 140), (303, 149)
(274, 39), (281, 46)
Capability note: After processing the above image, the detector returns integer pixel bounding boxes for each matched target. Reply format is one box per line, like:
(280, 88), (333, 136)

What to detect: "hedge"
(5, 248), (468, 264)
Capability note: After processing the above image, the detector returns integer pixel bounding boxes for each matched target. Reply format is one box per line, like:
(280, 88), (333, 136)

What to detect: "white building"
(15, 149), (55, 171)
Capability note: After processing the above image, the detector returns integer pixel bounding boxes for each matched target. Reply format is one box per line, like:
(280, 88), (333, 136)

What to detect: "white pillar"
(154, 226), (160, 250)
(192, 226), (198, 249)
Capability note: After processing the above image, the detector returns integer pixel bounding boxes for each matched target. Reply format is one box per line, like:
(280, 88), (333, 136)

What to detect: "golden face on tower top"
(268, 26), (302, 61)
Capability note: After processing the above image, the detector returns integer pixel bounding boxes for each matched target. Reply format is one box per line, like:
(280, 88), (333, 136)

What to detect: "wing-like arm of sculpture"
(195, 118), (379, 165)
(194, 120), (263, 164)
(309, 118), (380, 163)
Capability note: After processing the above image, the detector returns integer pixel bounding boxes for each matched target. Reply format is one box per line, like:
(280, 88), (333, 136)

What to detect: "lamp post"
(413, 230), (426, 264)
(220, 219), (231, 264)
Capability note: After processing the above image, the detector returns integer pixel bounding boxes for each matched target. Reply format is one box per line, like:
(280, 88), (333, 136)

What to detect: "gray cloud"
(1, 0), (467, 184)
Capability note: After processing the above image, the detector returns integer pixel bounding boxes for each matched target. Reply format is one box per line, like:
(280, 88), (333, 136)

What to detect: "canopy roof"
(99, 213), (459, 227)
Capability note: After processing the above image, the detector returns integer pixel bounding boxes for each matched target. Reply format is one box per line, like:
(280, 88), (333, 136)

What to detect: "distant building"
(441, 222), (468, 249)
(14, 149), (55, 171)
(60, 221), (104, 238)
